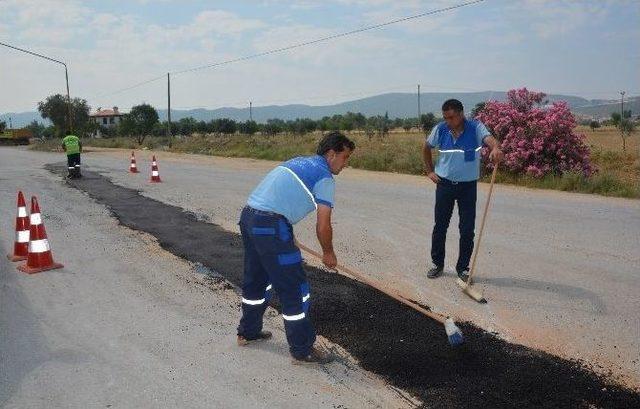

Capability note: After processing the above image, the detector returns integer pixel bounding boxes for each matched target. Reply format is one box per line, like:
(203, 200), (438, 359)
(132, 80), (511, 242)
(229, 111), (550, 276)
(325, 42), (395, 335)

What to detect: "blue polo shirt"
(247, 155), (335, 224)
(426, 119), (491, 182)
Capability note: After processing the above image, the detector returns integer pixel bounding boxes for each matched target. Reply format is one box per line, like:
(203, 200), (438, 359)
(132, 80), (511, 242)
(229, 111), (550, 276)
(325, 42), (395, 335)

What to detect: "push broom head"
(457, 278), (487, 303)
(444, 318), (464, 346)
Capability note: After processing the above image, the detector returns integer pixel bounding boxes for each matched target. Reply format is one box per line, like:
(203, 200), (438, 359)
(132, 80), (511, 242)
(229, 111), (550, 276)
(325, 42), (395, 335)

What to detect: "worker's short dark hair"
(442, 99), (464, 112)
(317, 131), (355, 155)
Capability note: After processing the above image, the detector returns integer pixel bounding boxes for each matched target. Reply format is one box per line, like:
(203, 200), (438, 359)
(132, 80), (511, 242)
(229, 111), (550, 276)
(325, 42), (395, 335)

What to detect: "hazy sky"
(1, 0), (639, 113)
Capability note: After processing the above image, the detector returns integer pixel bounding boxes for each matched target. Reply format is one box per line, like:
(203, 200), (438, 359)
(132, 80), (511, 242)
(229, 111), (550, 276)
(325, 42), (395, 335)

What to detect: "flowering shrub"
(476, 88), (594, 177)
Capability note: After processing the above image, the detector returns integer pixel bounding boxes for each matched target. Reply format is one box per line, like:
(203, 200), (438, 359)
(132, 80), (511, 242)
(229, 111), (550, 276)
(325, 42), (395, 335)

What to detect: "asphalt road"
(68, 146), (640, 388)
(0, 147), (413, 409)
(2, 145), (639, 401)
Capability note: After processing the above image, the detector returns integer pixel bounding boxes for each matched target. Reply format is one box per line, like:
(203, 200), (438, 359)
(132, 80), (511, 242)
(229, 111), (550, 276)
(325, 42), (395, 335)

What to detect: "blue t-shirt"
(426, 119), (491, 182)
(247, 155), (335, 224)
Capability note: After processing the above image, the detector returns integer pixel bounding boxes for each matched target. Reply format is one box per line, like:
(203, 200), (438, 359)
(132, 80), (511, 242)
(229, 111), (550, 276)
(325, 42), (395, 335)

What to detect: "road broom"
(456, 164), (499, 303)
(297, 242), (464, 347)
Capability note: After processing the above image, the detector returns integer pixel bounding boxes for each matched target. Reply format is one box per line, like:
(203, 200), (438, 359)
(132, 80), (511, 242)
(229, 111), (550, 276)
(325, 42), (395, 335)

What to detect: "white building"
(90, 107), (125, 137)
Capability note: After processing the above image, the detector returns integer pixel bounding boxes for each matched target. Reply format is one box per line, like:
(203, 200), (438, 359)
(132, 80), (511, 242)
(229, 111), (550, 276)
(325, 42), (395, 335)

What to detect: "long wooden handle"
(296, 241), (447, 324)
(467, 164), (498, 284)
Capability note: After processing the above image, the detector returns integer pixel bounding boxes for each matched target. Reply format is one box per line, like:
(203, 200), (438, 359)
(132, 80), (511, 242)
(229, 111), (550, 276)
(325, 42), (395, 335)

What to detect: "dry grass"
(30, 127), (639, 198)
(578, 126), (640, 189)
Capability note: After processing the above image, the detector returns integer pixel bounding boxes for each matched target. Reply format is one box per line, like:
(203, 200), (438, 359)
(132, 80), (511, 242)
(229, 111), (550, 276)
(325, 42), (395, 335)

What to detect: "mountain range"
(2, 91), (636, 128)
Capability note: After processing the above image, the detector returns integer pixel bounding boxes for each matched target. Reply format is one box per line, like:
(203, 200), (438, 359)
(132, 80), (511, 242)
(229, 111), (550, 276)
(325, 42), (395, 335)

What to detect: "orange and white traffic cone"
(7, 191), (30, 262)
(129, 151), (139, 173)
(150, 155), (162, 183)
(17, 196), (64, 274)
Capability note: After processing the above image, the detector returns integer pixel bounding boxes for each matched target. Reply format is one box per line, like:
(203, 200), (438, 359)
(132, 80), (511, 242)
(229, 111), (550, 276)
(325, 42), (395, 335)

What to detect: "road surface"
(0, 147), (413, 408)
(74, 146), (640, 387)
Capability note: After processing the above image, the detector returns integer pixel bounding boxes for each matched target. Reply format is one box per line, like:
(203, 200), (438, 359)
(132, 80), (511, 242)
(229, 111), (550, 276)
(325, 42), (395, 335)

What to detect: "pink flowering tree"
(475, 88), (594, 177)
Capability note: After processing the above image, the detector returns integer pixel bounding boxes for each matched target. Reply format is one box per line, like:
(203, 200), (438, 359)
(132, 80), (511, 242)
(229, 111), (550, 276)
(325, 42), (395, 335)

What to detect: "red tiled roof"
(91, 109), (124, 117)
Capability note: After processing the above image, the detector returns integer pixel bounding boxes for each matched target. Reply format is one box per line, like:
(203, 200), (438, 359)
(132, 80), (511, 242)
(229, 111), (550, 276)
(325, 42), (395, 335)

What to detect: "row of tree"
(32, 94), (443, 141)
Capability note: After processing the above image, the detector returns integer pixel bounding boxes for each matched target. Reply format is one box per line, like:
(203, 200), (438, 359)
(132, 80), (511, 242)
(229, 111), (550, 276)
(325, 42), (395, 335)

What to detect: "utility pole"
(9, 116), (12, 129)
(1, 41), (73, 132)
(417, 84), (421, 119)
(167, 73), (172, 148)
(249, 101), (253, 121)
(620, 90), (626, 151)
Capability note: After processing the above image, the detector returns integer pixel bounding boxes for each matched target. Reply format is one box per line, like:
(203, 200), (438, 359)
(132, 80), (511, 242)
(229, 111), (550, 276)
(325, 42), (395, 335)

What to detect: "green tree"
(0, 121), (6, 133)
(612, 111), (635, 151)
(238, 120), (259, 135)
(219, 118), (237, 134)
(122, 103), (159, 144)
(380, 112), (390, 137)
(471, 102), (486, 118)
(402, 118), (416, 132)
(262, 119), (285, 135)
(610, 112), (621, 126)
(419, 113), (437, 134)
(177, 117), (198, 135)
(589, 120), (600, 131)
(37, 94), (91, 137)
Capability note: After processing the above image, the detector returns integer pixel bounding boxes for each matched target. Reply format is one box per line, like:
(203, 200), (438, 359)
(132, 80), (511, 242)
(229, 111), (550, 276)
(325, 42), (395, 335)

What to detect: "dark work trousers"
(67, 153), (81, 178)
(431, 177), (477, 272)
(237, 206), (315, 359)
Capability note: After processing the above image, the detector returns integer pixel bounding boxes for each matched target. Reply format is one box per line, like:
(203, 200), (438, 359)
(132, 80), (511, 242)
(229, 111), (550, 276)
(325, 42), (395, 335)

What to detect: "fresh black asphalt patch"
(49, 164), (640, 408)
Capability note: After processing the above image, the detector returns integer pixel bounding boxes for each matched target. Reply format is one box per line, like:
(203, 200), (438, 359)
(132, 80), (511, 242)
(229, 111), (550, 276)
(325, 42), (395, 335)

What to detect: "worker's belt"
(244, 206), (285, 219)
(437, 177), (477, 186)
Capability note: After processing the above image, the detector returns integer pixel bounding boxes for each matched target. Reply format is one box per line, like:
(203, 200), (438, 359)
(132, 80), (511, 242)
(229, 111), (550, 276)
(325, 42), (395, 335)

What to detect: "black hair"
(316, 131), (355, 155)
(442, 99), (464, 112)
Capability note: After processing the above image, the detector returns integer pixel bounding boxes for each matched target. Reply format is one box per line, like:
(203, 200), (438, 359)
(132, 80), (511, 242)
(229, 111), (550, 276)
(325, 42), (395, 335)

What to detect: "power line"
(170, 81), (490, 110)
(0, 41), (74, 131)
(95, 0), (483, 99)
(171, 0), (484, 76)
(91, 74), (166, 99)
(0, 41), (66, 65)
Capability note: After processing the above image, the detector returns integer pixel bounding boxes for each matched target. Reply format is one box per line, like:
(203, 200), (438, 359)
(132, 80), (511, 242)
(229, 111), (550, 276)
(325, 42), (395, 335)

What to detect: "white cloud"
(517, 0), (611, 39)
(1, 0), (638, 113)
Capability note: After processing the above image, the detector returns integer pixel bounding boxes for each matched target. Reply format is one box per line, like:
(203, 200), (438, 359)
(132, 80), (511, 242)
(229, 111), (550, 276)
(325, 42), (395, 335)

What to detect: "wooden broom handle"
(467, 164), (498, 285)
(296, 241), (447, 324)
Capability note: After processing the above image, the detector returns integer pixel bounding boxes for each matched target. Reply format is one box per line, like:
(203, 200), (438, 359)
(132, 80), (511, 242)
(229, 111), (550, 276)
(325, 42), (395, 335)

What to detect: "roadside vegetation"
(29, 88), (639, 198)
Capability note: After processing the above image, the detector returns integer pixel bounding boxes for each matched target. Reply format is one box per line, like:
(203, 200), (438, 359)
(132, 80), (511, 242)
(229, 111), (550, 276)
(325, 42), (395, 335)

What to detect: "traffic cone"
(150, 155), (162, 183)
(129, 151), (139, 173)
(7, 191), (30, 262)
(17, 196), (63, 274)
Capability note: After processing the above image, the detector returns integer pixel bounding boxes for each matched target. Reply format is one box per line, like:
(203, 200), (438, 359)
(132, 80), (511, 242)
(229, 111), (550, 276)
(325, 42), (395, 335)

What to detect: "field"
(31, 126), (639, 198)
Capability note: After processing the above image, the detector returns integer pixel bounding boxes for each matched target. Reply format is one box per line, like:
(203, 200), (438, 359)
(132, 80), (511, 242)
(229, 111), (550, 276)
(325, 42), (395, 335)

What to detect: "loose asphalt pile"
(48, 164), (640, 408)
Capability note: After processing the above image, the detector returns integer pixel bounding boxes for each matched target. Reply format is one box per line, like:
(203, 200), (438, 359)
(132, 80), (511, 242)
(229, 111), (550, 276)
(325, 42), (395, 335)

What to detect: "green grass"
(485, 171), (638, 198)
(30, 131), (639, 198)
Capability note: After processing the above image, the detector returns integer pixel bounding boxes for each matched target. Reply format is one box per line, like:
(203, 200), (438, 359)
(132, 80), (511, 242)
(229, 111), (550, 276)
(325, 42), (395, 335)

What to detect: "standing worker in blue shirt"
(236, 131), (355, 365)
(61, 130), (82, 178)
(423, 99), (503, 282)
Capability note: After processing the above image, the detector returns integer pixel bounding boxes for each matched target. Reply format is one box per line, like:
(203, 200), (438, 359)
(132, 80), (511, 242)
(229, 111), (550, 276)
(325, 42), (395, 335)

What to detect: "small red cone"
(17, 196), (64, 274)
(7, 191), (30, 262)
(150, 155), (162, 183)
(129, 151), (139, 173)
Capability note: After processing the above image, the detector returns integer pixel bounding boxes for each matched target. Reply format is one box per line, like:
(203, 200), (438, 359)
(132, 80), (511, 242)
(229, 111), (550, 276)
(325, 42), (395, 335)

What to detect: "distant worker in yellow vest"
(62, 130), (82, 178)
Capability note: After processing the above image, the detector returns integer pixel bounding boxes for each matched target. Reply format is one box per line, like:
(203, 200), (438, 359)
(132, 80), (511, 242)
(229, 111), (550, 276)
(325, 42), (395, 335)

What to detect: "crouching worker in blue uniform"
(237, 131), (355, 365)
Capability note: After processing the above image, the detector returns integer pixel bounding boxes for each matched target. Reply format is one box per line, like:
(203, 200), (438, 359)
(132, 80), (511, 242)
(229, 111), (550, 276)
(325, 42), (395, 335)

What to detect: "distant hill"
(3, 91), (636, 128)
(154, 91), (597, 122)
(572, 96), (640, 119)
(0, 112), (50, 128)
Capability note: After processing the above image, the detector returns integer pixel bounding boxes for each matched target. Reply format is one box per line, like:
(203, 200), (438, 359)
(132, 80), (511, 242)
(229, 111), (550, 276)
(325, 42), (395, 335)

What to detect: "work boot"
(291, 347), (335, 366)
(237, 331), (272, 346)
(427, 265), (444, 279)
(457, 269), (470, 283)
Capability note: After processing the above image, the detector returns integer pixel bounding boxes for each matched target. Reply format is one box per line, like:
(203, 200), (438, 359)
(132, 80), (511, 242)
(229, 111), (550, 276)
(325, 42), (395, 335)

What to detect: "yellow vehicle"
(0, 128), (32, 146)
